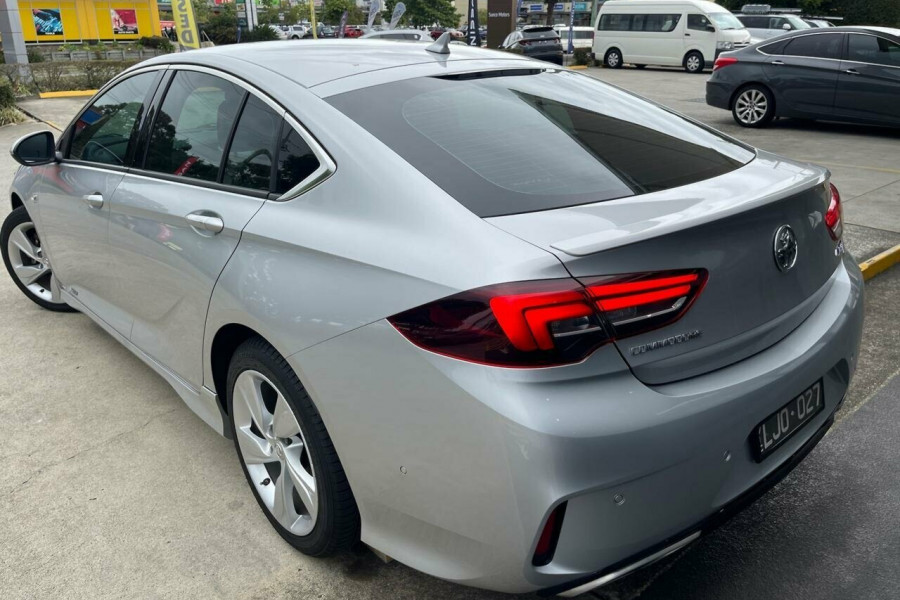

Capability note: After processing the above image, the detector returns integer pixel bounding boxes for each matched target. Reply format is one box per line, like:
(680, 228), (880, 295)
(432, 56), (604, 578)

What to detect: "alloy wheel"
(735, 89), (769, 125)
(6, 221), (61, 304)
(232, 369), (318, 536)
(606, 51), (620, 68)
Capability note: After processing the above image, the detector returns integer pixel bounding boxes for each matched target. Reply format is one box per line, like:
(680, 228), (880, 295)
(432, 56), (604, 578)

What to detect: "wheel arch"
(11, 193), (23, 212)
(209, 323), (274, 416)
(729, 81), (776, 112)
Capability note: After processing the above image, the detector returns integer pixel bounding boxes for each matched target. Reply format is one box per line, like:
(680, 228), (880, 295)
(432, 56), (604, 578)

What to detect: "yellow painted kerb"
(39, 90), (99, 98)
(859, 243), (900, 281)
(568, 65), (588, 70)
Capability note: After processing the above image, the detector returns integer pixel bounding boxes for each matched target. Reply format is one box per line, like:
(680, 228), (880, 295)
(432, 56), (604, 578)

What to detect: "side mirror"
(782, 23), (792, 30)
(11, 131), (57, 166)
(706, 24), (716, 33)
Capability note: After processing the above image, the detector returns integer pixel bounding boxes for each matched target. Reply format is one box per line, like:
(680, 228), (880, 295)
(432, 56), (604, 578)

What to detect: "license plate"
(753, 380), (824, 462)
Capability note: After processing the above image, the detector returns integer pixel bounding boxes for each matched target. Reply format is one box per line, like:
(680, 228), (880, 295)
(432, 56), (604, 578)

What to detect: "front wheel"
(228, 337), (360, 556)
(732, 85), (775, 128)
(1, 206), (75, 312)
(604, 48), (623, 69)
(684, 51), (705, 73)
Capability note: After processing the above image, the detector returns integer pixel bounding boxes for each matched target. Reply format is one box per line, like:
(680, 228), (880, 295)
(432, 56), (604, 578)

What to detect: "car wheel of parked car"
(732, 84), (775, 128)
(604, 48), (623, 69)
(1, 206), (75, 312)
(227, 337), (360, 556)
(684, 51), (704, 73)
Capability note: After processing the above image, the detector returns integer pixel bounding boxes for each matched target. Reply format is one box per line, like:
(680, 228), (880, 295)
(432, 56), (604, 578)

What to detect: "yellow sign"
(172, 0), (201, 49)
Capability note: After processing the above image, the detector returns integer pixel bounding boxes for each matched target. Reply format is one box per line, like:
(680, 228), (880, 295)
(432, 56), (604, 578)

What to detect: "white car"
(593, 0), (752, 73)
(553, 25), (594, 52)
(735, 13), (812, 40)
(280, 24), (309, 39)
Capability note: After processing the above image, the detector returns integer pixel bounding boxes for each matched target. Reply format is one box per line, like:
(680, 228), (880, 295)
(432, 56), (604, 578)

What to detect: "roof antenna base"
(426, 31), (452, 55)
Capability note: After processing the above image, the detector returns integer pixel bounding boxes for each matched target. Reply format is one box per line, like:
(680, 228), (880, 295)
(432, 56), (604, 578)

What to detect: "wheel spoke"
(284, 444), (317, 522)
(9, 227), (40, 262)
(234, 373), (271, 435)
(14, 264), (45, 286)
(235, 425), (274, 465)
(272, 395), (300, 439)
(272, 468), (299, 530)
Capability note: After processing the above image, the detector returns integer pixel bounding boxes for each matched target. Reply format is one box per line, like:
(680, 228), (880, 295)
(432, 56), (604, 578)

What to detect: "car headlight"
(717, 41), (734, 50)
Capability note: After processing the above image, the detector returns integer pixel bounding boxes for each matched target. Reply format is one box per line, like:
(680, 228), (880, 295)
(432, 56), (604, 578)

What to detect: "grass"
(0, 106), (26, 126)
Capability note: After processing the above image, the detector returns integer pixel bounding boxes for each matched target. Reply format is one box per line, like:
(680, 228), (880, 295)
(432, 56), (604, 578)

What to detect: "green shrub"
(30, 62), (68, 92)
(0, 105), (24, 126)
(76, 61), (138, 89)
(138, 36), (174, 52)
(573, 48), (590, 66)
(27, 48), (46, 63)
(241, 25), (279, 43)
(0, 82), (16, 109)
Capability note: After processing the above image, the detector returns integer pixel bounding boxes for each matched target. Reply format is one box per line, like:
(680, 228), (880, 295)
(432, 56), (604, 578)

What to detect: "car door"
(105, 68), (280, 390)
(835, 33), (900, 125)
(37, 69), (162, 329)
(763, 32), (843, 117)
(685, 13), (717, 63)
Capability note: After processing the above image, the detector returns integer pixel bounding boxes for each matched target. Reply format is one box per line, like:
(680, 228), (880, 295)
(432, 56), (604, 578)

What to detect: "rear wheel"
(1, 206), (74, 312)
(732, 84), (775, 128)
(604, 48), (623, 69)
(684, 51), (705, 73)
(227, 337), (359, 556)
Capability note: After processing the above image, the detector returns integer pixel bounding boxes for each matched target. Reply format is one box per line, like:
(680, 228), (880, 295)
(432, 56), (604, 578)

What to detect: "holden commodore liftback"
(1, 39), (863, 596)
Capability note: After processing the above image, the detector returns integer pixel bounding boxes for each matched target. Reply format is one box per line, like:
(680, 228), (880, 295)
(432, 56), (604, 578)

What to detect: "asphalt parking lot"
(2, 66), (899, 600)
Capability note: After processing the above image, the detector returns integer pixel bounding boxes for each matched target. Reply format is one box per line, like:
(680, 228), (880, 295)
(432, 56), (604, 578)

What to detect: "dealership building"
(17, 0), (162, 42)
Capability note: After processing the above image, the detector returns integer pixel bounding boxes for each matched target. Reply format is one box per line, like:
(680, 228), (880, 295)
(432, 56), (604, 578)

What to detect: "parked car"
(500, 26), (563, 65)
(361, 29), (428, 41)
(594, 0), (751, 73)
(553, 24), (594, 52)
(707, 27), (900, 128)
(735, 11), (812, 41)
(343, 25), (365, 38)
(2, 39), (863, 596)
(280, 24), (308, 39)
(267, 24), (287, 40)
(804, 19), (836, 28)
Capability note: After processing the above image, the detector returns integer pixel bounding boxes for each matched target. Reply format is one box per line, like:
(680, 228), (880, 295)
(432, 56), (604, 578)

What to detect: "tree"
(545, 1), (555, 26)
(384, 0), (460, 28)
(322, 0), (365, 25)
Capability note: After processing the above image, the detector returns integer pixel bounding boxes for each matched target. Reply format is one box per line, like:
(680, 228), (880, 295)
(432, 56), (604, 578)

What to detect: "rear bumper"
(706, 79), (733, 110)
(292, 255), (864, 594)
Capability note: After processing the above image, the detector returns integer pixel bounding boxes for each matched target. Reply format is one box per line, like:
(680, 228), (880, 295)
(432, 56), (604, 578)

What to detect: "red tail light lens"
(825, 182), (842, 241)
(388, 270), (707, 367)
(713, 56), (738, 71)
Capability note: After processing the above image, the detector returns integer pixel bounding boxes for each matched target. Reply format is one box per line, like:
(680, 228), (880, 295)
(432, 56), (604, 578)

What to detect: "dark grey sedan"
(707, 27), (900, 127)
(500, 26), (563, 65)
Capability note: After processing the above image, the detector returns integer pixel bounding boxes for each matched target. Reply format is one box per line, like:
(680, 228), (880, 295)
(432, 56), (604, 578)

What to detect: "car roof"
(140, 40), (534, 90)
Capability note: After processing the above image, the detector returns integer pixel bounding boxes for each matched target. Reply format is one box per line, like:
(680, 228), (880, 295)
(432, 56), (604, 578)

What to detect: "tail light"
(532, 502), (567, 567)
(388, 269), (707, 367)
(825, 182), (842, 241)
(713, 56), (738, 71)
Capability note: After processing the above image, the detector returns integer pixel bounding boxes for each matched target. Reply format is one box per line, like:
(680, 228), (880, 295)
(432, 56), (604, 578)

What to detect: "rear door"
(104, 69), (277, 390)
(834, 33), (900, 125)
(763, 32), (843, 116)
(38, 69), (161, 328)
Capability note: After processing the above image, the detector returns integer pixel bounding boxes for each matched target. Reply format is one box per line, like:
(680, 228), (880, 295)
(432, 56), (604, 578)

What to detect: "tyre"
(732, 84), (775, 128)
(227, 336), (359, 556)
(684, 51), (705, 73)
(1, 206), (75, 312)
(604, 48), (623, 69)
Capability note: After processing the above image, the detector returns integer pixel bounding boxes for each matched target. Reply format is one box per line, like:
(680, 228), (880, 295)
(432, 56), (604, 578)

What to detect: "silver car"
(1, 41), (863, 595)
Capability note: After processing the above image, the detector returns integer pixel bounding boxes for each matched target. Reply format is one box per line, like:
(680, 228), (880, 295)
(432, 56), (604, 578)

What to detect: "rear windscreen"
(327, 69), (754, 217)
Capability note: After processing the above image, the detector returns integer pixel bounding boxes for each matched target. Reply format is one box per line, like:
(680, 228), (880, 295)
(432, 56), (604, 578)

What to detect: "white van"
(593, 0), (752, 73)
(553, 25), (594, 53)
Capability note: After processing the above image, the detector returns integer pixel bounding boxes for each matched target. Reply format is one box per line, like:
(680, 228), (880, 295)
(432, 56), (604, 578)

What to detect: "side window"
(600, 14), (632, 31)
(631, 15), (645, 31)
(760, 38), (790, 55)
(274, 122), (321, 195)
(770, 17), (788, 30)
(145, 71), (245, 183)
(68, 71), (157, 166)
(847, 34), (900, 67)
(784, 34), (842, 60)
(687, 14), (711, 31)
(644, 14), (681, 33)
(223, 95), (280, 192)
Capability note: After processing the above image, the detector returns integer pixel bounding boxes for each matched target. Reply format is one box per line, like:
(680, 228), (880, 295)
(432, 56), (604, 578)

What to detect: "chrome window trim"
(137, 63), (337, 200)
(756, 31), (900, 70)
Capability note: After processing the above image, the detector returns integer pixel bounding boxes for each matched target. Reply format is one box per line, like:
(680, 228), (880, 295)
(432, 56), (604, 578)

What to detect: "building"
(521, 2), (594, 26)
(19, 0), (161, 43)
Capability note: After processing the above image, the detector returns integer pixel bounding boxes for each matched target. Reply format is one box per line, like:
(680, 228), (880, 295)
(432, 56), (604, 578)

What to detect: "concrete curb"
(38, 90), (98, 99)
(568, 65), (588, 70)
(860, 243), (900, 282)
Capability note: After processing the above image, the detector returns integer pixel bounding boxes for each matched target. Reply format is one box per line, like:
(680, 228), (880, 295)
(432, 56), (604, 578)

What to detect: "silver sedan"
(1, 40), (863, 595)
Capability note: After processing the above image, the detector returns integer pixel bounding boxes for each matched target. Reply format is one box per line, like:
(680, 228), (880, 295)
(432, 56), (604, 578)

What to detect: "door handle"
(771, 60), (785, 66)
(186, 213), (224, 234)
(82, 193), (104, 208)
(844, 68), (859, 75)
(684, 33), (691, 37)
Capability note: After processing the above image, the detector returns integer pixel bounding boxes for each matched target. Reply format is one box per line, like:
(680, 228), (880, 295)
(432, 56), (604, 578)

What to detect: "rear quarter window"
(327, 70), (754, 217)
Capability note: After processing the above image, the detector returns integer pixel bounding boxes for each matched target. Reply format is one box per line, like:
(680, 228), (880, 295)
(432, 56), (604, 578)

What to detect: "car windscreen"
(708, 12), (744, 30)
(326, 69), (754, 217)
